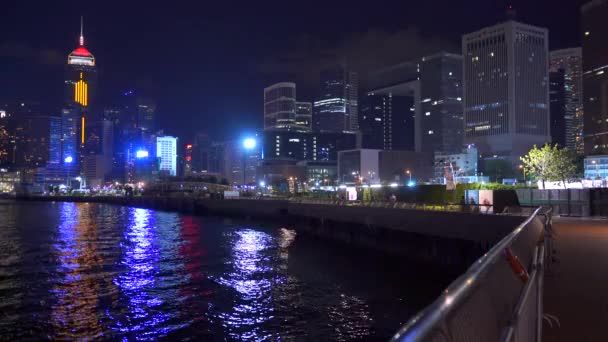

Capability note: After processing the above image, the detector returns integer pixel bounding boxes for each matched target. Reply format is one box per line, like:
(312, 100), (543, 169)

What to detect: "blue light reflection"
(109, 208), (177, 340)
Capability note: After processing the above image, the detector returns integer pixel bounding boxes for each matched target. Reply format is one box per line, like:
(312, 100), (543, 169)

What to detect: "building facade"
(584, 155), (608, 179)
(415, 53), (464, 154)
(261, 130), (357, 162)
(338, 149), (381, 184)
(313, 66), (358, 133)
(156, 136), (177, 176)
(0, 109), (18, 167)
(338, 149), (433, 184)
(581, 0), (608, 155)
(295, 102), (312, 131)
(549, 48), (584, 153)
(365, 52), (463, 154)
(264, 82), (297, 130)
(462, 21), (550, 162)
(14, 115), (61, 168)
(549, 69), (567, 148)
(359, 93), (415, 151)
(136, 98), (156, 132)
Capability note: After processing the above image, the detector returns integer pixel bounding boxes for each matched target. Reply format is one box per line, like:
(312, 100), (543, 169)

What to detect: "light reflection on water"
(214, 229), (275, 340)
(109, 207), (176, 340)
(51, 202), (108, 340)
(0, 201), (449, 341)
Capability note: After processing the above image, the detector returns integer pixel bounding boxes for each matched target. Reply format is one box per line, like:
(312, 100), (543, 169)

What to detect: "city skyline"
(1, 0), (586, 139)
(0, 3), (607, 342)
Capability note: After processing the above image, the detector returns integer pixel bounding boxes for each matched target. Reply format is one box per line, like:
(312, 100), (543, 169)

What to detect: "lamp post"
(519, 164), (526, 183)
(406, 169), (411, 182)
(242, 138), (256, 186)
(64, 156), (73, 189)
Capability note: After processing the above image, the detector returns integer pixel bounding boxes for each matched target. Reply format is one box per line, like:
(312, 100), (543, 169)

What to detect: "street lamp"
(519, 164), (526, 183)
(406, 169), (412, 182)
(242, 138), (257, 185)
(64, 156), (73, 189)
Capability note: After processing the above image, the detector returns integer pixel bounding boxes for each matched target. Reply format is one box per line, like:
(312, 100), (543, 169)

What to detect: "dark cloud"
(257, 28), (457, 98)
(0, 42), (64, 65)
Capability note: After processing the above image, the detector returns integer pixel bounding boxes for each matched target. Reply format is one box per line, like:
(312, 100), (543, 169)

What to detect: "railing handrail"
(390, 206), (545, 342)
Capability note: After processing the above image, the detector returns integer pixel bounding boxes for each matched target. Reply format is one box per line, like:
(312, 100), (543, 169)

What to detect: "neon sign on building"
(74, 73), (88, 107)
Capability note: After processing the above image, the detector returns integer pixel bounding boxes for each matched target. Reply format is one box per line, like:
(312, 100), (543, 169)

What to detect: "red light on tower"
(185, 156), (192, 162)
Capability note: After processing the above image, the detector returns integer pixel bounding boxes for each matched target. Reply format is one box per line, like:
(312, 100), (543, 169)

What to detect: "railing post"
(537, 245), (545, 342)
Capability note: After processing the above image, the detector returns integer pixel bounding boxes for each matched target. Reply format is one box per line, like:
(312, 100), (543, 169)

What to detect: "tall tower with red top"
(61, 17), (98, 174)
(65, 16), (96, 109)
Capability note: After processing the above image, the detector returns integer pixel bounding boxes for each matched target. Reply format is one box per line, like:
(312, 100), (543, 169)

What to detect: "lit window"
(428, 130), (434, 135)
(425, 112), (431, 116)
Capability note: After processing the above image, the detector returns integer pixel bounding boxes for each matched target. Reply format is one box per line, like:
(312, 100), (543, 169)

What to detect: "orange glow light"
(74, 73), (88, 107)
(81, 116), (85, 144)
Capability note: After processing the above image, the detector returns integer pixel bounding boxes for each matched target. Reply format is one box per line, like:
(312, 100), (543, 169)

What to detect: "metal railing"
(289, 197), (496, 213)
(390, 207), (552, 342)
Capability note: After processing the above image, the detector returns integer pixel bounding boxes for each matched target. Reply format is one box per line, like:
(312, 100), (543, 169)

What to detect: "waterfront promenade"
(543, 217), (608, 342)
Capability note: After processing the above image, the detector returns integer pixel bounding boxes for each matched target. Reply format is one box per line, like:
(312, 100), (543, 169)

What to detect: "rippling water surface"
(0, 201), (451, 341)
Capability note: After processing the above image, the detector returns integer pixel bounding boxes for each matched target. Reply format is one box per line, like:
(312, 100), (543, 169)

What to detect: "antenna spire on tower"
(79, 16), (84, 46)
(506, 2), (517, 21)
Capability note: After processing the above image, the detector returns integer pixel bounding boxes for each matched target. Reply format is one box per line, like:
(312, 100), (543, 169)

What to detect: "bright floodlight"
(259, 181), (266, 187)
(243, 138), (256, 150)
(136, 150), (149, 158)
(64, 156), (73, 163)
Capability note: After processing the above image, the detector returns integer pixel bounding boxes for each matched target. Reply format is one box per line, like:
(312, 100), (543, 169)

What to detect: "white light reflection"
(215, 229), (274, 340)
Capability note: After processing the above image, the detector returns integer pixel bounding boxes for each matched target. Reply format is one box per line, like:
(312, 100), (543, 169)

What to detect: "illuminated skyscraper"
(313, 66), (359, 133)
(549, 48), (584, 154)
(264, 82), (297, 130)
(462, 20), (550, 162)
(136, 98), (156, 132)
(581, 0), (608, 155)
(0, 109), (16, 166)
(62, 17), (97, 171)
(264, 83), (310, 132)
(157, 136), (177, 176)
(549, 69), (567, 148)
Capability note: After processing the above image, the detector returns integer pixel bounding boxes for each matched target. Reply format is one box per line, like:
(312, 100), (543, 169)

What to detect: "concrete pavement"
(543, 217), (608, 341)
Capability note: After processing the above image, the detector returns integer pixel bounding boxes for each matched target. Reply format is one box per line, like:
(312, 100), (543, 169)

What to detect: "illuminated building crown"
(68, 16), (95, 66)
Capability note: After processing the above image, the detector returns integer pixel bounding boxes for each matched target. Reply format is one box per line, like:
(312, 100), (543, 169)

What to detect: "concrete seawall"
(287, 202), (525, 267)
(17, 195), (526, 268)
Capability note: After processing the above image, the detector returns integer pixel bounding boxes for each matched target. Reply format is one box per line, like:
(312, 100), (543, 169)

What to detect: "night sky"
(1, 0), (586, 141)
